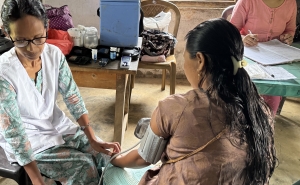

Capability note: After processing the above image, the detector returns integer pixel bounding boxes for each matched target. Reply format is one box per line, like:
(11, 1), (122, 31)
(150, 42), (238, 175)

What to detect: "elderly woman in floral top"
(0, 0), (120, 184)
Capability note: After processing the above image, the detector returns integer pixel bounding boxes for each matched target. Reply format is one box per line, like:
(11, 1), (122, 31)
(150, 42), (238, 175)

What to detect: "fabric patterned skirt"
(35, 129), (110, 185)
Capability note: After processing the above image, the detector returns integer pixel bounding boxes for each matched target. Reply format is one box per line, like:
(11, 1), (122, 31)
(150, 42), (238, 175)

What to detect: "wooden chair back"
(141, 0), (181, 55)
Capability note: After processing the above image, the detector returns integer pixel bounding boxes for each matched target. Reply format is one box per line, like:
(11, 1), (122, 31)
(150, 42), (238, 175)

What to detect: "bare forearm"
(111, 149), (151, 168)
(23, 161), (45, 185)
(77, 114), (96, 141)
(77, 114), (121, 156)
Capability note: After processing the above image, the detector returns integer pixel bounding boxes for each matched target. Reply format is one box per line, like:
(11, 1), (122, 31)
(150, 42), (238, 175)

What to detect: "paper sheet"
(244, 39), (300, 65)
(244, 63), (270, 79)
(244, 63), (297, 80)
(244, 46), (290, 65)
(261, 40), (300, 60)
(262, 66), (297, 80)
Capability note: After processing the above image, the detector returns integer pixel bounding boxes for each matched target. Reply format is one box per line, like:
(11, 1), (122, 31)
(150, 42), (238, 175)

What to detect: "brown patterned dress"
(139, 88), (250, 185)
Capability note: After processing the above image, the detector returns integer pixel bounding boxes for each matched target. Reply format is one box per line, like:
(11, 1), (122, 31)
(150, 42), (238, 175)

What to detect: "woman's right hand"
(279, 33), (293, 45)
(242, 34), (259, 47)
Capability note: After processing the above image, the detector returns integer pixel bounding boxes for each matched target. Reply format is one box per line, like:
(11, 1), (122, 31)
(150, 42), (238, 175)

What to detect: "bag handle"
(165, 128), (227, 164)
(44, 4), (53, 9)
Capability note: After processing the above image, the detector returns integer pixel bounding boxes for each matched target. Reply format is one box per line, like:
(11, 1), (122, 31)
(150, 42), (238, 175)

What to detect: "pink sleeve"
(283, 0), (297, 36)
(230, 0), (248, 32)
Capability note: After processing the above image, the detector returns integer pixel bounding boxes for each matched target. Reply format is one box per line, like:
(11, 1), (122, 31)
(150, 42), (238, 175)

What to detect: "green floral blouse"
(0, 56), (87, 165)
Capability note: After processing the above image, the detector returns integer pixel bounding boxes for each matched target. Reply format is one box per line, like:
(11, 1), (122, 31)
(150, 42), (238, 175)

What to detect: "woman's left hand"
(90, 139), (121, 156)
(279, 34), (294, 45)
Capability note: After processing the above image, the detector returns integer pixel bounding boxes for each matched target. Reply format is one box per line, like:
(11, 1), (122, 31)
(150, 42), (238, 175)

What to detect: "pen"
(248, 29), (257, 41)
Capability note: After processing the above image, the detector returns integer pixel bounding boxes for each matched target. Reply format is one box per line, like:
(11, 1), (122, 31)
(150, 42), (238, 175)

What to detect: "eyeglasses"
(9, 32), (48, 48)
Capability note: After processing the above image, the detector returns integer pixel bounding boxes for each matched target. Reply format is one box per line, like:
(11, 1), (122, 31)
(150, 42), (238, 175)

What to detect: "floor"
(0, 77), (300, 185)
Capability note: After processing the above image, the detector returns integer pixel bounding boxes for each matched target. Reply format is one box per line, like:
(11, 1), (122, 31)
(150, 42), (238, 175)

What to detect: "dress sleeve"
(154, 96), (188, 139)
(230, 0), (248, 32)
(0, 77), (34, 166)
(57, 55), (88, 120)
(283, 0), (297, 36)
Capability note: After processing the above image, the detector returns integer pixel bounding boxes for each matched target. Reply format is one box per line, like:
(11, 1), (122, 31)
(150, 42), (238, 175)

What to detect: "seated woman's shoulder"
(43, 44), (66, 60)
(159, 89), (208, 108)
(0, 49), (16, 70)
(45, 43), (61, 52)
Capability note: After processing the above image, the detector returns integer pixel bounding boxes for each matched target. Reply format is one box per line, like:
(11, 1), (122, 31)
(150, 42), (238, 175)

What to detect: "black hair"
(1, 0), (48, 34)
(185, 18), (276, 185)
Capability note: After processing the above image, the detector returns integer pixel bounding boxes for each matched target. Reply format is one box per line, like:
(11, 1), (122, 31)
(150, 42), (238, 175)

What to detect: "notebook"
(244, 39), (300, 65)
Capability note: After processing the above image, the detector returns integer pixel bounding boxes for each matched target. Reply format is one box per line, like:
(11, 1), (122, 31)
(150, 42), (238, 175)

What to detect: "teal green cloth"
(247, 41), (300, 97)
(293, 180), (300, 185)
(291, 41), (300, 49)
(103, 164), (153, 185)
(35, 129), (110, 185)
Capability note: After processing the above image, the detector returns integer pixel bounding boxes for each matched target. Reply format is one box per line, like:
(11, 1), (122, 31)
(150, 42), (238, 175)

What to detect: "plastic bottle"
(83, 30), (98, 49)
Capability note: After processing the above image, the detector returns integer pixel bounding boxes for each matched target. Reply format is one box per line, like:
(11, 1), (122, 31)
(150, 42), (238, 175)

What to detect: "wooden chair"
(139, 0), (181, 95)
(276, 97), (286, 115)
(221, 5), (235, 20)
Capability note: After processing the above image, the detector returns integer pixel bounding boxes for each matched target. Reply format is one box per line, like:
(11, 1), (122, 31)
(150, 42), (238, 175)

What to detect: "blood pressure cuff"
(138, 125), (167, 164)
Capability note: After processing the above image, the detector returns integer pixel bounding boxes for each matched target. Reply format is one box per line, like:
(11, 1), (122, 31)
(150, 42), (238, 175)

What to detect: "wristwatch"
(80, 123), (90, 131)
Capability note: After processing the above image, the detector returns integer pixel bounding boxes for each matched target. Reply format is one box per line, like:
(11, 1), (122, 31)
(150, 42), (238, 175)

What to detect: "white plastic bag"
(143, 11), (171, 32)
(67, 28), (82, 46)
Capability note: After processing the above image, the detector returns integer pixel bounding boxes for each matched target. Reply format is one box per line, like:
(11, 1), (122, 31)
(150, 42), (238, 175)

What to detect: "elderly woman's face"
(9, 15), (46, 61)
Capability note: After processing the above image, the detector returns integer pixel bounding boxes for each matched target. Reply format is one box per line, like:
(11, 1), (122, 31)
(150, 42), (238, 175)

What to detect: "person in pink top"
(230, 0), (297, 116)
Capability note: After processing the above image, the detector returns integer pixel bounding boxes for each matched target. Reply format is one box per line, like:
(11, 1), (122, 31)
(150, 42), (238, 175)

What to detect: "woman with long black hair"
(110, 18), (277, 185)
